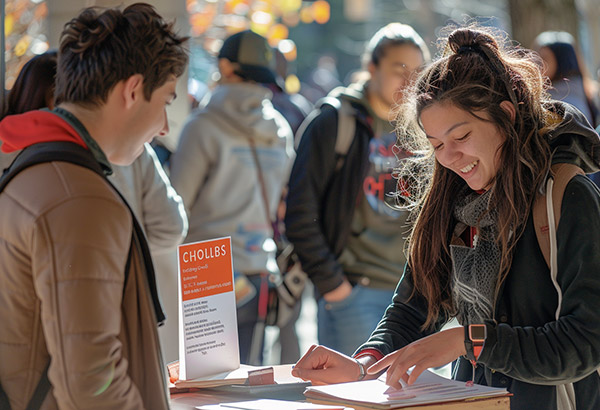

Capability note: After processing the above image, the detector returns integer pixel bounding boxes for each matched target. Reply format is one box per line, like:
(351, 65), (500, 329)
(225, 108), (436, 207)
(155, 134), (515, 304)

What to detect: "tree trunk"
(508, 0), (579, 49)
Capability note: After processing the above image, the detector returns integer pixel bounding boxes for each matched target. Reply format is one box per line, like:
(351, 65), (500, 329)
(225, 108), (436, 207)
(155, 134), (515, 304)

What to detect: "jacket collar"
(52, 108), (113, 176)
(0, 108), (113, 176)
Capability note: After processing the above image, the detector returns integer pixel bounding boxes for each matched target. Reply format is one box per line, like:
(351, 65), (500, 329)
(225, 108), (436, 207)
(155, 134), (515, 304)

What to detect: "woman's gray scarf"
(451, 188), (501, 326)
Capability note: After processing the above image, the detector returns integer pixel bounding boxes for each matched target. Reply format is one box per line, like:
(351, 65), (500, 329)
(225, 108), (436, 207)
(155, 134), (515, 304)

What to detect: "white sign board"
(177, 236), (239, 380)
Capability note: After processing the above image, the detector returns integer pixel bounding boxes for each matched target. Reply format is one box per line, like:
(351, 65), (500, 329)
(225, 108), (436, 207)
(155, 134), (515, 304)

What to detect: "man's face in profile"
(113, 76), (178, 166)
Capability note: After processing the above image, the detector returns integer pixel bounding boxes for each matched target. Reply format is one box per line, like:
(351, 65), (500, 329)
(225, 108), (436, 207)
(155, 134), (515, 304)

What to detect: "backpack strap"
(532, 165), (586, 410)
(315, 96), (357, 171)
(0, 380), (10, 410)
(333, 98), (356, 171)
(0, 141), (104, 191)
(295, 95), (359, 171)
(24, 362), (51, 410)
(532, 163), (584, 270)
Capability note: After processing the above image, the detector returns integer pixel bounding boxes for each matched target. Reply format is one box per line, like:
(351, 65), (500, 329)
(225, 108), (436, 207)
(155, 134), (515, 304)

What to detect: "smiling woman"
(369, 24), (600, 409)
(396, 27), (554, 318)
(421, 102), (509, 192)
(291, 24), (600, 410)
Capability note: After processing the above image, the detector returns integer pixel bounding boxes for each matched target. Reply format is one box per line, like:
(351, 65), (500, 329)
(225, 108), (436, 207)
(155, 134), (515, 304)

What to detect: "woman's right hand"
(291, 344), (365, 385)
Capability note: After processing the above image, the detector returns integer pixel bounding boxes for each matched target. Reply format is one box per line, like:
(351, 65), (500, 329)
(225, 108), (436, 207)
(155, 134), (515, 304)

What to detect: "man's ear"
(500, 100), (516, 123)
(122, 74), (144, 109)
(367, 61), (376, 77)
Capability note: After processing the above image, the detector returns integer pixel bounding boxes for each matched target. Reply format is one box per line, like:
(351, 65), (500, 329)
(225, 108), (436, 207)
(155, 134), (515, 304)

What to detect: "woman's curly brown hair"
(394, 24), (552, 329)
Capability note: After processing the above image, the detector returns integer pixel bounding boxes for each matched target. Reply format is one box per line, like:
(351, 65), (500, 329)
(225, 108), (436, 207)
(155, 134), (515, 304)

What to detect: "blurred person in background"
(300, 55), (343, 104)
(1, 51), (58, 170)
(2, 51), (57, 115)
(534, 31), (599, 127)
(110, 147), (188, 365)
(285, 23), (430, 356)
(262, 47), (313, 364)
(0, 35), (187, 367)
(170, 30), (295, 365)
(534, 31), (600, 187)
(267, 48), (313, 136)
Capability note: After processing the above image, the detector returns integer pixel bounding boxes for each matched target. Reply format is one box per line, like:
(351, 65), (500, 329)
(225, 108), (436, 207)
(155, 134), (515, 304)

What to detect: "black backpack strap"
(0, 141), (104, 191)
(25, 361), (51, 410)
(127, 208), (165, 325)
(0, 380), (11, 410)
(0, 358), (52, 410)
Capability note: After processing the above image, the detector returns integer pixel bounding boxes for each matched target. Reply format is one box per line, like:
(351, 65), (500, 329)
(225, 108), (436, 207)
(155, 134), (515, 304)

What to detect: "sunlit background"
(2, 0), (599, 133)
(2, 0), (600, 367)
(3, 0), (49, 90)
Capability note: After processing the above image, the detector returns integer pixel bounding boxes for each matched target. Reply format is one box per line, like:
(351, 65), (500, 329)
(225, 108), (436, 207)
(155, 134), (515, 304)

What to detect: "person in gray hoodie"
(170, 30), (295, 365)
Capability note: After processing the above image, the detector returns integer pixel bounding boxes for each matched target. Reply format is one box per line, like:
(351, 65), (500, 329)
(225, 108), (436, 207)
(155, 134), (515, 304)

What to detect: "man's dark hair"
(55, 2), (188, 107)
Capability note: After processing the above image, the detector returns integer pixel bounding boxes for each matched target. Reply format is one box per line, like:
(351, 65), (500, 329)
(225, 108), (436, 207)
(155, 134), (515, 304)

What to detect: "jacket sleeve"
(33, 192), (144, 409)
(170, 115), (212, 216)
(284, 106), (346, 296)
(480, 175), (600, 384)
(139, 143), (188, 255)
(355, 265), (445, 356)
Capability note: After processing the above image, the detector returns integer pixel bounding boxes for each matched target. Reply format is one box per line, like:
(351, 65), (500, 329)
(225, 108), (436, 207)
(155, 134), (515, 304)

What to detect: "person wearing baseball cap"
(217, 30), (278, 84)
(171, 30), (296, 365)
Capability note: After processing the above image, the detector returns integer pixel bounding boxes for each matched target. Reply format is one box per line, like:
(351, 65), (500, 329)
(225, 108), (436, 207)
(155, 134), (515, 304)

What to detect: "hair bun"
(447, 28), (499, 56)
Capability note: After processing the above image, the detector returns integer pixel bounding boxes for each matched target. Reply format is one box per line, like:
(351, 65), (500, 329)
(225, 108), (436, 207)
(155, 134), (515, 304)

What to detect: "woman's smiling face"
(420, 102), (506, 191)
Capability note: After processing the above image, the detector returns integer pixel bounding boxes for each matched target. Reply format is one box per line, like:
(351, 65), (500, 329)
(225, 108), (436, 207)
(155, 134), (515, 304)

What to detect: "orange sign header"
(178, 237), (234, 302)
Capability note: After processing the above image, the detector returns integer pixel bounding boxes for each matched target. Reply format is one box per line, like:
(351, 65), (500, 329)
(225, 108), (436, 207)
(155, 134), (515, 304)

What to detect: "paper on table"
(173, 364), (308, 390)
(174, 364), (256, 389)
(196, 399), (346, 410)
(304, 369), (509, 409)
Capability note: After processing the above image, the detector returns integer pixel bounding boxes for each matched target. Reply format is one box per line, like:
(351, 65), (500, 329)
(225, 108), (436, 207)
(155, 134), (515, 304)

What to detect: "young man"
(0, 4), (188, 409)
(170, 30), (295, 365)
(285, 23), (429, 356)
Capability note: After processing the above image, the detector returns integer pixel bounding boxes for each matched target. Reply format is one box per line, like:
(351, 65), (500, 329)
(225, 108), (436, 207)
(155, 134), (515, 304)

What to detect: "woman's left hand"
(367, 327), (466, 390)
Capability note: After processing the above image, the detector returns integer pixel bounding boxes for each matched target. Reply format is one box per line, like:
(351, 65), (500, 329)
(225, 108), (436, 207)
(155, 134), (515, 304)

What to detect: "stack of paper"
(304, 370), (509, 409)
(198, 399), (347, 410)
(172, 364), (308, 391)
(173, 365), (252, 389)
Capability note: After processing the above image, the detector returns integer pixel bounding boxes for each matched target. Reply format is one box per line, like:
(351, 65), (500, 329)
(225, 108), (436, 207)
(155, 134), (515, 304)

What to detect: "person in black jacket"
(285, 23), (430, 356)
(291, 26), (600, 410)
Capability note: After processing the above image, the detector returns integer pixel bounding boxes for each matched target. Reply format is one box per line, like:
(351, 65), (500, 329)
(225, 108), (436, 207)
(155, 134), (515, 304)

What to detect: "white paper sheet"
(304, 369), (508, 409)
(197, 398), (346, 410)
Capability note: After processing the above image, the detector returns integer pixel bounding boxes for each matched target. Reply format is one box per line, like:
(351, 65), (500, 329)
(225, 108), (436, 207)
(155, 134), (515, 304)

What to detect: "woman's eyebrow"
(443, 121), (468, 136)
(426, 121), (469, 140)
